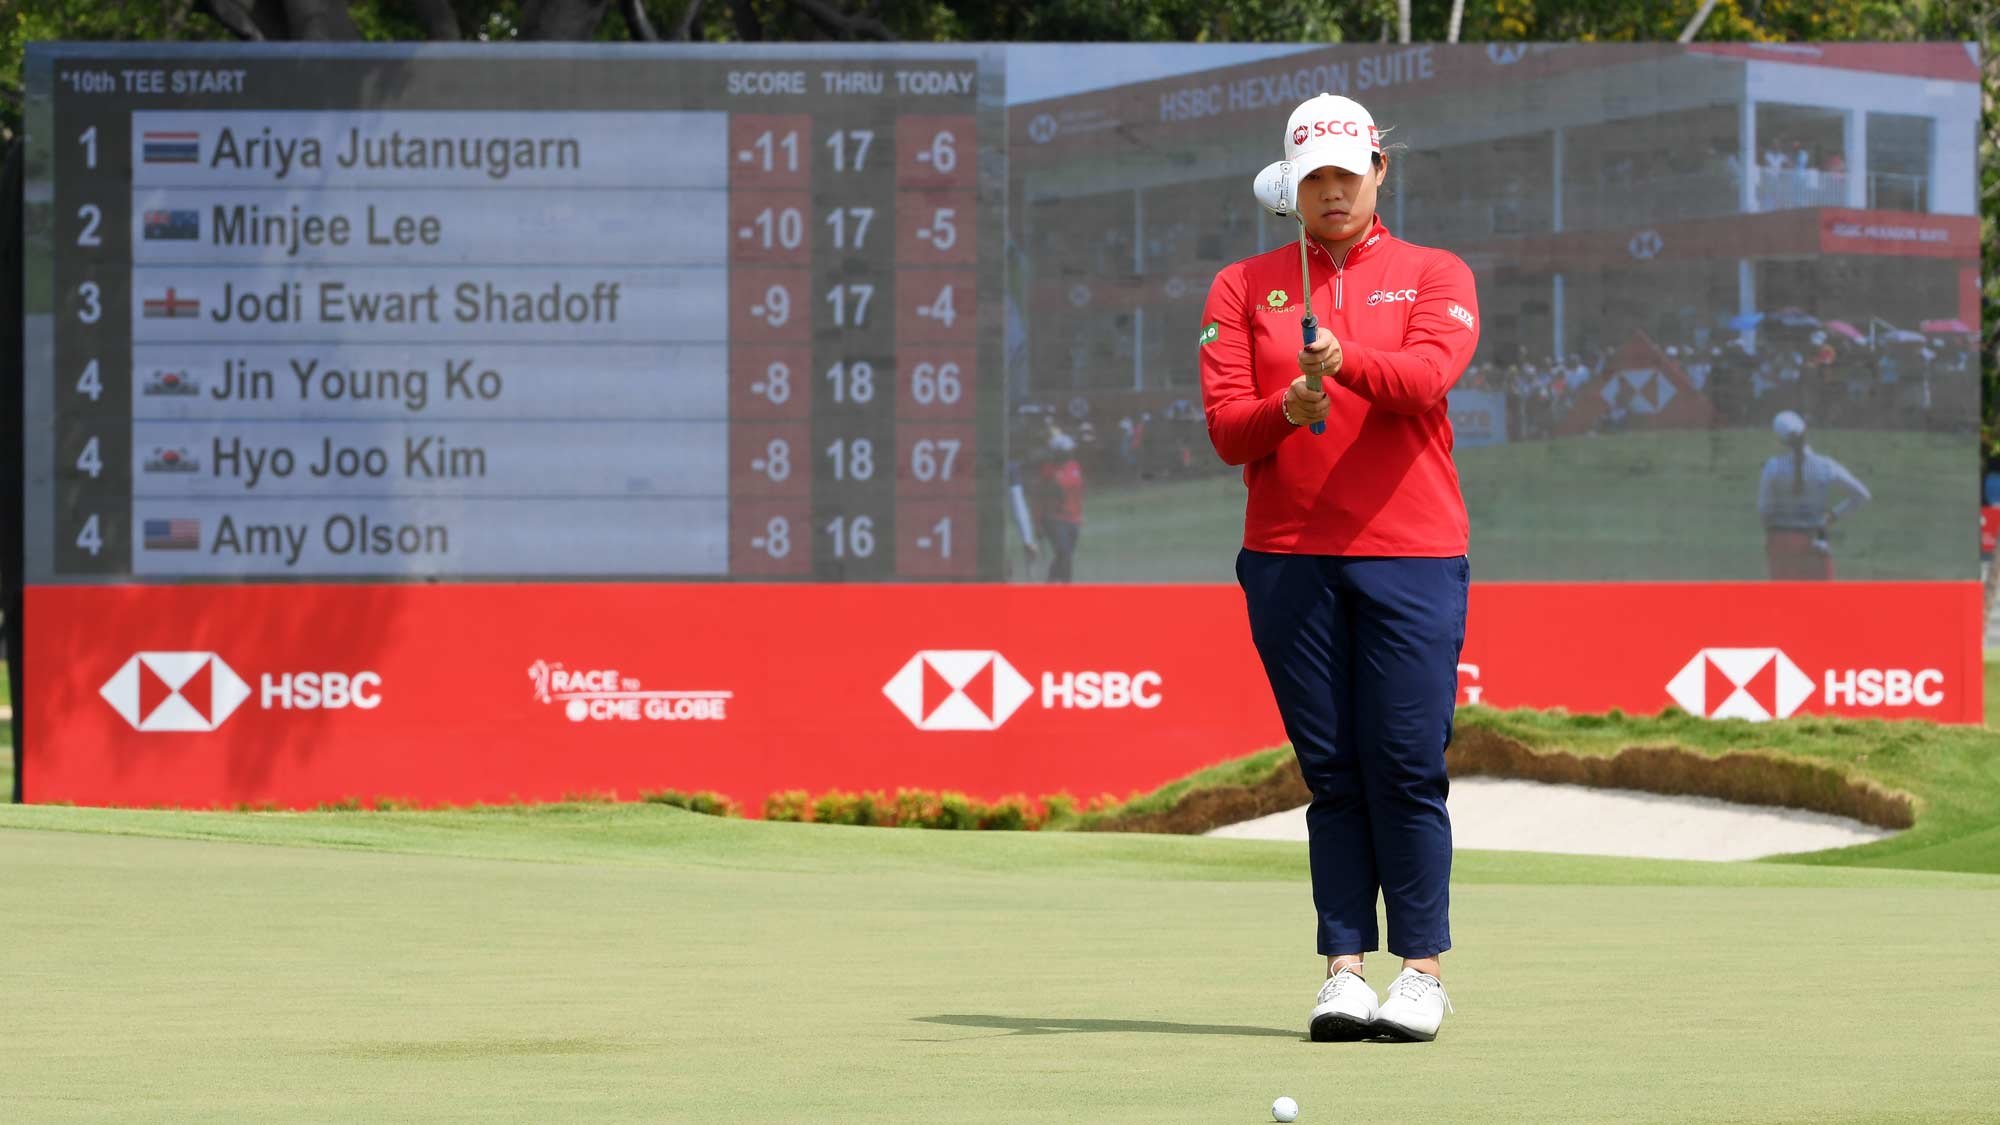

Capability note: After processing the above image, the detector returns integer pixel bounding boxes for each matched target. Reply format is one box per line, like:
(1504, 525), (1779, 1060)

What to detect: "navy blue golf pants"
(1236, 550), (1469, 959)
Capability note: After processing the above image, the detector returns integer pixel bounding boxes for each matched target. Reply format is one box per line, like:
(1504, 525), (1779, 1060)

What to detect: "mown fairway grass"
(1068, 428), (1966, 582)
(3, 803), (1999, 1123)
(3, 662), (1996, 1120)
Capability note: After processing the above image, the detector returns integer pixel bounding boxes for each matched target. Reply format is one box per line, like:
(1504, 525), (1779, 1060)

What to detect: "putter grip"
(1301, 317), (1325, 435)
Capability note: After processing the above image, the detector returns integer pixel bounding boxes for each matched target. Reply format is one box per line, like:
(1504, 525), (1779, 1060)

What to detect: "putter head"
(1253, 160), (1298, 219)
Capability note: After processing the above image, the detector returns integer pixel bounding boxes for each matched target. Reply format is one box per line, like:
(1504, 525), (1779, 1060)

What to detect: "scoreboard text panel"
(29, 50), (1004, 582)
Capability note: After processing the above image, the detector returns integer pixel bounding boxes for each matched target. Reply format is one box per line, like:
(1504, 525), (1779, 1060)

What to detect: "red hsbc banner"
(21, 581), (1981, 811)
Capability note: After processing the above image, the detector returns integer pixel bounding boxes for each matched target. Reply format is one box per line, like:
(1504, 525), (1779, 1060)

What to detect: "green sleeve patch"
(1198, 321), (1220, 346)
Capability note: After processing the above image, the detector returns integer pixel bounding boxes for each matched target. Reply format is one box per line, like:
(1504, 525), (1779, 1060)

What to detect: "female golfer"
(1199, 93), (1479, 1044)
(1758, 410), (1871, 579)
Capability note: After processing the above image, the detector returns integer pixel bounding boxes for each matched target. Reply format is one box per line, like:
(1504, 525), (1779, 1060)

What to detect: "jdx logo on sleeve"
(1665, 647), (1945, 722)
(527, 659), (731, 723)
(883, 650), (1162, 732)
(99, 651), (381, 732)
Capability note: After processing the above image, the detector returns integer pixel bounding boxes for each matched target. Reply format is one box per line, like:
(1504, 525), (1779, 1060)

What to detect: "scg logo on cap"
(1304, 120), (1378, 143)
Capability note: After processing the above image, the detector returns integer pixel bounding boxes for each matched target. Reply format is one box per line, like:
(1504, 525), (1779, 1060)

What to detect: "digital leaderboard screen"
(22, 45), (1004, 581)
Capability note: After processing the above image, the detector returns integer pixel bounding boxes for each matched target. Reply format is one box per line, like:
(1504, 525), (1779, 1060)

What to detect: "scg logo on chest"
(1367, 288), (1418, 307)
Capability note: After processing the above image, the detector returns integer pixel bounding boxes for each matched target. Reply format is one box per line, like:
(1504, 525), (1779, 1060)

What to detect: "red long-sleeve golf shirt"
(1199, 217), (1479, 556)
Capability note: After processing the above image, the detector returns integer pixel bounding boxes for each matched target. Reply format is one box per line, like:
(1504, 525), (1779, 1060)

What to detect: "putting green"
(3, 805), (1997, 1123)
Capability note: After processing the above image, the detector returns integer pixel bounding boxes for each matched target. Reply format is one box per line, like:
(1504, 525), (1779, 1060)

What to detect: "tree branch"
(624, 0), (661, 40)
(199, 0), (267, 40)
(163, 0), (197, 40)
(672, 0), (706, 40)
(785, 0), (896, 41)
(1679, 0), (1721, 42)
(521, 0), (613, 40)
(402, 0), (462, 40)
(729, 0), (762, 41)
(282, 0), (361, 39)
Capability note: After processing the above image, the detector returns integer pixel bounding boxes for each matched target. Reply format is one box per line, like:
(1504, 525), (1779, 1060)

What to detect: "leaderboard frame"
(20, 43), (1006, 583)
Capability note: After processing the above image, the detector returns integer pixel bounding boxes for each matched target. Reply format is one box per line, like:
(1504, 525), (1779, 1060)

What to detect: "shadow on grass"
(914, 1014), (1298, 1039)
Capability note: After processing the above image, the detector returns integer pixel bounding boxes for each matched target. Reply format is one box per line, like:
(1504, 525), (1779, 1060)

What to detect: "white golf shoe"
(1308, 965), (1378, 1042)
(1374, 967), (1453, 1042)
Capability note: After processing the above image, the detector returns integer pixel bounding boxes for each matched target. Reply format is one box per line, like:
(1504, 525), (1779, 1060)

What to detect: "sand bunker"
(1205, 776), (1897, 860)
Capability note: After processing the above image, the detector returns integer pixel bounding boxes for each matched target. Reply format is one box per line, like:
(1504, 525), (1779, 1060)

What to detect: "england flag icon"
(99, 652), (253, 732)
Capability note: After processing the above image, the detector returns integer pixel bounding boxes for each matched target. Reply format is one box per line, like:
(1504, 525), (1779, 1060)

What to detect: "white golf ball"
(1272, 1095), (1299, 1122)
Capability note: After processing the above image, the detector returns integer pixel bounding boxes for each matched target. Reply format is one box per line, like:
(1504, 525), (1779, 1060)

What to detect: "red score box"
(896, 423), (977, 496)
(728, 421), (810, 499)
(729, 498), (812, 577)
(728, 115), (812, 188)
(894, 497), (978, 578)
(729, 346), (812, 421)
(895, 115), (976, 189)
(897, 350), (977, 420)
(895, 269), (975, 344)
(896, 190), (977, 265)
(729, 269), (810, 343)
(728, 191), (813, 266)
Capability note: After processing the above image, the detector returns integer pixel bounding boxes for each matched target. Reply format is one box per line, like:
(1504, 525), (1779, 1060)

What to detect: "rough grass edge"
(1080, 721), (1916, 836)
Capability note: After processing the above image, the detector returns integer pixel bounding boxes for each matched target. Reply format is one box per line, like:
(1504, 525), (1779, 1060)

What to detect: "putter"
(1253, 160), (1326, 435)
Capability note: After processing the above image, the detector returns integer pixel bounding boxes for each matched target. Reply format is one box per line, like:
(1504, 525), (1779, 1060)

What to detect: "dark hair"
(1374, 138), (1406, 192)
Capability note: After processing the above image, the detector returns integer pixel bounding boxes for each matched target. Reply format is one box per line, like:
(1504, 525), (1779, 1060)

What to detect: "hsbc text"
(1040, 671), (1163, 710)
(261, 671), (383, 710)
(1824, 668), (1943, 708)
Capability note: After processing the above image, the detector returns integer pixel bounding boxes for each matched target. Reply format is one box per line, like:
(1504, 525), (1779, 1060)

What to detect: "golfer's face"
(1300, 164), (1380, 244)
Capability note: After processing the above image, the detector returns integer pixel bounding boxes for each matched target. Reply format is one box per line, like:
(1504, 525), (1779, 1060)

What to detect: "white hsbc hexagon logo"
(1666, 648), (1816, 722)
(884, 651), (1035, 731)
(884, 651), (1163, 731)
(101, 652), (384, 731)
(100, 652), (253, 732)
(1668, 647), (1947, 721)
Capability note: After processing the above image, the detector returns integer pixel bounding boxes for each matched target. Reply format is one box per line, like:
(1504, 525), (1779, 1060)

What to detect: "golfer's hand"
(1298, 333), (1343, 381)
(1284, 375), (1330, 427)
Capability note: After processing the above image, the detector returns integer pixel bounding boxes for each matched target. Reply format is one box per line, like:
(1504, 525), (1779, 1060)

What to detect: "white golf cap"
(1284, 93), (1380, 176)
(1773, 410), (1807, 440)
